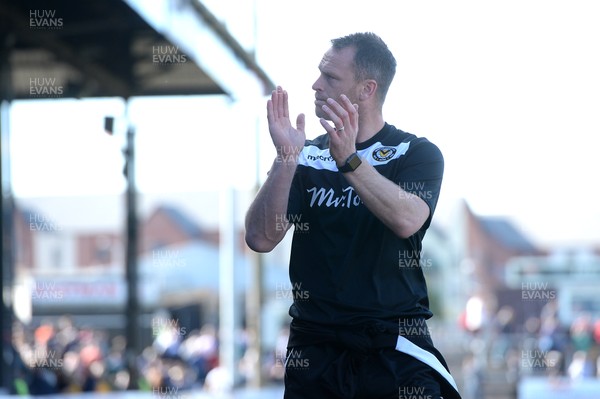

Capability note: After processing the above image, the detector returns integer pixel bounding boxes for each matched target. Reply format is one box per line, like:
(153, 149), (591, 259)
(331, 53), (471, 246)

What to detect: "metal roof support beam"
(124, 0), (274, 100)
(189, 0), (274, 96)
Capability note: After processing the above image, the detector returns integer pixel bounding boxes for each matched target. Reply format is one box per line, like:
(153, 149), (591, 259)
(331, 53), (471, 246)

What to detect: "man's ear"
(359, 79), (378, 101)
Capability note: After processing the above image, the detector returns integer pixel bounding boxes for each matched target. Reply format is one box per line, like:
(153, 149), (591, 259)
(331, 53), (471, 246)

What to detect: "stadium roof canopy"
(0, 0), (274, 100)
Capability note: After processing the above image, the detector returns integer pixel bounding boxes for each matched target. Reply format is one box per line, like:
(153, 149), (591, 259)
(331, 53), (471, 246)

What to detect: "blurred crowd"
(10, 315), (224, 395)
(460, 299), (600, 399)
(488, 300), (600, 379)
(14, 300), (600, 397)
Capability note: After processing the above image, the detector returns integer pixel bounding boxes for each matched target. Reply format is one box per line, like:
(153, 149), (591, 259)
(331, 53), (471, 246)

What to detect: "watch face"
(340, 153), (362, 172)
(348, 154), (362, 170)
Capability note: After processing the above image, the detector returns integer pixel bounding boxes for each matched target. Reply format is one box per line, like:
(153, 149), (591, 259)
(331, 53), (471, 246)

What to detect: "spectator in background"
(12, 316), (224, 394)
(570, 313), (594, 354)
(567, 313), (595, 379)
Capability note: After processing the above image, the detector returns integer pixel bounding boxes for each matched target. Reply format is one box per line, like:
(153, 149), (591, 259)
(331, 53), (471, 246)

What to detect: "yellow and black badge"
(372, 146), (397, 162)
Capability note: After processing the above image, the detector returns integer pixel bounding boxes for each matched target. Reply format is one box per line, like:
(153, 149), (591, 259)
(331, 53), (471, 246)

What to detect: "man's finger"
(274, 86), (283, 118)
(325, 98), (349, 120)
(282, 87), (289, 119)
(319, 118), (336, 135)
(321, 104), (344, 128)
(296, 113), (305, 133)
(266, 98), (274, 123)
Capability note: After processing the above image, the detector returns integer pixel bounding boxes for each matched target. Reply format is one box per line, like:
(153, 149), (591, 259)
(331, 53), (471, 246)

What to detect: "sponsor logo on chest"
(306, 186), (362, 208)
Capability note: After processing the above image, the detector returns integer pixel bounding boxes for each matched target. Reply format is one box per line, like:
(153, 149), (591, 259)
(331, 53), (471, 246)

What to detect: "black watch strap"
(338, 152), (362, 173)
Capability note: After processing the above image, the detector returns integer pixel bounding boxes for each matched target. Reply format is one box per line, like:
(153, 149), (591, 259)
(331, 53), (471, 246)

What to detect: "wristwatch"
(338, 152), (362, 173)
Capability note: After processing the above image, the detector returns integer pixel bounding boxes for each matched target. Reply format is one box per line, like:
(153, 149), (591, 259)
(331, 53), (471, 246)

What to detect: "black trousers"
(283, 343), (442, 399)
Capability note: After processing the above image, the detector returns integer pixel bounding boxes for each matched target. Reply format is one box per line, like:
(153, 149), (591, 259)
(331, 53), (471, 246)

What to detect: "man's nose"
(311, 75), (323, 92)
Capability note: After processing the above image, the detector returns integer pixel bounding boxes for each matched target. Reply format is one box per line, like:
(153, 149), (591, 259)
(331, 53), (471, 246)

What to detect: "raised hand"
(266, 86), (306, 161)
(319, 94), (359, 167)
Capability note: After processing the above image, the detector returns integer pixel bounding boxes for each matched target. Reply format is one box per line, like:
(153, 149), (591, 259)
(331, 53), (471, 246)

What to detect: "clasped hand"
(266, 87), (359, 167)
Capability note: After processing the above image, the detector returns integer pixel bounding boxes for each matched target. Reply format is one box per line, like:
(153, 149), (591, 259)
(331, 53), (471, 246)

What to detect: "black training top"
(286, 122), (444, 327)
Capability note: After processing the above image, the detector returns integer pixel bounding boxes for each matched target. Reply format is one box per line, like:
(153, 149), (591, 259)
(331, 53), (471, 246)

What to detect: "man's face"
(312, 46), (361, 120)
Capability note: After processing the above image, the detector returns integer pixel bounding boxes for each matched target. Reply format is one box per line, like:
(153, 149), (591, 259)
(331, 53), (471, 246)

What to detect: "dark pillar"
(0, 28), (15, 393)
(124, 124), (140, 389)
